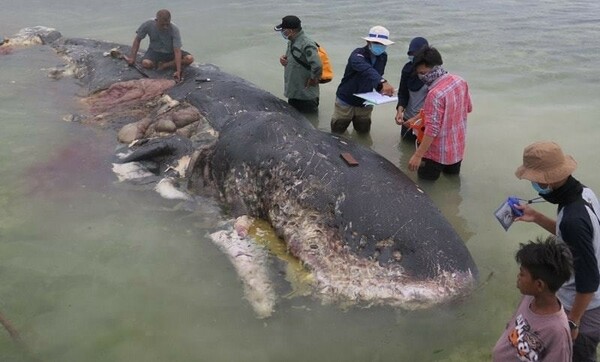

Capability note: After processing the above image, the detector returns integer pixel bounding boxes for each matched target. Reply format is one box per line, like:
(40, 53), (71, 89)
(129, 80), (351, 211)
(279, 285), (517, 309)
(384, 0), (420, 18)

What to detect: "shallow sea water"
(1, 1), (600, 361)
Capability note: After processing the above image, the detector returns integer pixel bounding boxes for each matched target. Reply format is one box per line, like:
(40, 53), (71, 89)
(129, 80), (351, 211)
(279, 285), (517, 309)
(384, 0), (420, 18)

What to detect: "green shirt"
(284, 30), (322, 100)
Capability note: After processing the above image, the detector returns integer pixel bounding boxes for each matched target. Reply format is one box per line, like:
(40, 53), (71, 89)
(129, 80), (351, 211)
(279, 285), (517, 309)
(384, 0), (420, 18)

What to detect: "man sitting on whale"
(124, 9), (194, 82)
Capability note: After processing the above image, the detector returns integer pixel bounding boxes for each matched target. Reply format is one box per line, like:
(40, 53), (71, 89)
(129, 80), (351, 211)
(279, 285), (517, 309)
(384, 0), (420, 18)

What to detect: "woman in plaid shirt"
(407, 46), (472, 181)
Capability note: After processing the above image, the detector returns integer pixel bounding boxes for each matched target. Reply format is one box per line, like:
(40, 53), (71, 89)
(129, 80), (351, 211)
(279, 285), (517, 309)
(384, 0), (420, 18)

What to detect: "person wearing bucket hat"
(395, 37), (429, 141)
(407, 45), (472, 181)
(330, 26), (395, 134)
(124, 9), (194, 82)
(515, 141), (600, 361)
(274, 15), (322, 114)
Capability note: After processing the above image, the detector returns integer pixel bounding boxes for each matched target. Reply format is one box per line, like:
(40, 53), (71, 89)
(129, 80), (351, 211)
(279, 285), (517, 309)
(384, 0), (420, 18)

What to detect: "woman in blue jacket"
(331, 26), (395, 134)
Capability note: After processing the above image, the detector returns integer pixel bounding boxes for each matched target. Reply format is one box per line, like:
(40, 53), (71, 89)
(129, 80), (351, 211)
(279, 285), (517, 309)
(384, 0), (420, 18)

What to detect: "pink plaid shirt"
(422, 73), (472, 165)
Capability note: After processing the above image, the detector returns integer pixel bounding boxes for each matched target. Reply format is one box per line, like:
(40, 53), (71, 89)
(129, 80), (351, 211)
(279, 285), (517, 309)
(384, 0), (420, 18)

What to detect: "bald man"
(125, 9), (194, 81)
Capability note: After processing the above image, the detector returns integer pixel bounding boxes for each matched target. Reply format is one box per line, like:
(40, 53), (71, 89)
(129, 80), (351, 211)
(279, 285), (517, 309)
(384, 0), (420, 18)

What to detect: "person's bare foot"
(157, 61), (168, 70)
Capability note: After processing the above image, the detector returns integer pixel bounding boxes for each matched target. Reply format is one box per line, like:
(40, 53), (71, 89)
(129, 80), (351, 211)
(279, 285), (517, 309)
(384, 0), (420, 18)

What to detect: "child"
(492, 236), (573, 361)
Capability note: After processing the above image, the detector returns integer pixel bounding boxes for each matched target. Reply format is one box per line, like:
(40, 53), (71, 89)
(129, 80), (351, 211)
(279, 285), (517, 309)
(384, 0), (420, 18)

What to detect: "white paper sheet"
(353, 91), (398, 106)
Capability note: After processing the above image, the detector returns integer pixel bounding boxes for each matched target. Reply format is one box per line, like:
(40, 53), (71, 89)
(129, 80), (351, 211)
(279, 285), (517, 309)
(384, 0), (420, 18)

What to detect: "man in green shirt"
(275, 15), (322, 113)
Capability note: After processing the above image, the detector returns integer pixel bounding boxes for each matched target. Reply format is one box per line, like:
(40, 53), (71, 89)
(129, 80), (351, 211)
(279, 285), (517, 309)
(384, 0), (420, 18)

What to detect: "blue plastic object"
(507, 196), (523, 217)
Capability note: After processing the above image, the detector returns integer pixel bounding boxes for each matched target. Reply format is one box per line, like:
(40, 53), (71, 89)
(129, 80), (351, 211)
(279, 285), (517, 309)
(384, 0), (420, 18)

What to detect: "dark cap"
(408, 37), (429, 55)
(274, 15), (301, 31)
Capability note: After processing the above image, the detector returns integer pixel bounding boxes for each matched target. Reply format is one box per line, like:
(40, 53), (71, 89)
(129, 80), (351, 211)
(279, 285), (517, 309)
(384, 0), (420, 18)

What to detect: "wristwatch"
(568, 320), (579, 330)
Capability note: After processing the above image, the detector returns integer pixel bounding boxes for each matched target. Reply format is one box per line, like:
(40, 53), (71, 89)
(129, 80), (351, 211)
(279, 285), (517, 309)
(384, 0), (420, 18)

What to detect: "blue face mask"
(370, 43), (387, 56)
(531, 181), (553, 195)
(408, 55), (414, 62)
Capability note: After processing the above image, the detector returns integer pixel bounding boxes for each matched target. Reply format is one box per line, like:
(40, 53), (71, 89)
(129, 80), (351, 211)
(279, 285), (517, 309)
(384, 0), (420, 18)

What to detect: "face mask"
(281, 31), (289, 40)
(531, 181), (553, 195)
(370, 43), (387, 56)
(408, 55), (414, 62)
(418, 65), (447, 86)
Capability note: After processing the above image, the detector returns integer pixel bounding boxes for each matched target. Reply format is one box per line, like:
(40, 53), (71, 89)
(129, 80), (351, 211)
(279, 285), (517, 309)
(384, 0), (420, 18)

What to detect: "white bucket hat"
(362, 26), (394, 45)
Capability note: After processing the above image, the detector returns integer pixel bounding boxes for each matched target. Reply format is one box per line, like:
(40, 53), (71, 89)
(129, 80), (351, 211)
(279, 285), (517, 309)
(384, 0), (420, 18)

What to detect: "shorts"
(418, 158), (462, 181)
(330, 100), (373, 134)
(566, 306), (600, 361)
(142, 48), (191, 64)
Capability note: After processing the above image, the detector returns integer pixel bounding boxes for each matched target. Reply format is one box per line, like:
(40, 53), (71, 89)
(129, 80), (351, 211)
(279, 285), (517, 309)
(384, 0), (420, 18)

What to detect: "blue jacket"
(335, 45), (387, 107)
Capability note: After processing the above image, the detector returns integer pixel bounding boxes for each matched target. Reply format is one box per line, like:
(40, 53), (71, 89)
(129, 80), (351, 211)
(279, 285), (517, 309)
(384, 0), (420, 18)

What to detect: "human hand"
(173, 70), (181, 82)
(279, 55), (288, 66)
(514, 204), (537, 223)
(305, 78), (319, 88)
(570, 327), (579, 341)
(408, 153), (423, 172)
(395, 108), (404, 125)
(123, 55), (135, 65)
(380, 82), (395, 96)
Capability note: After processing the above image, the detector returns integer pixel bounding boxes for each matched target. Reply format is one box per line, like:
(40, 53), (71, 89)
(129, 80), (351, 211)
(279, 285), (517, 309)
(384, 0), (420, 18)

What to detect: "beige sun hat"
(515, 141), (577, 183)
(362, 26), (394, 45)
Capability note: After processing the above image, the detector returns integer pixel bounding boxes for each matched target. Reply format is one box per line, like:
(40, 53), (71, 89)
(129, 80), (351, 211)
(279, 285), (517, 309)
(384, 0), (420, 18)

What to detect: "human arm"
(514, 204), (557, 234)
(173, 47), (182, 81)
(280, 41), (290, 66)
(125, 21), (148, 65)
(125, 36), (142, 65)
(395, 65), (410, 123)
(279, 54), (288, 66)
(465, 82), (473, 113)
(560, 213), (599, 339)
(377, 80), (395, 96)
(348, 49), (387, 91)
(395, 106), (405, 125)
(407, 95), (438, 170)
(408, 134), (434, 171)
(568, 293), (594, 340)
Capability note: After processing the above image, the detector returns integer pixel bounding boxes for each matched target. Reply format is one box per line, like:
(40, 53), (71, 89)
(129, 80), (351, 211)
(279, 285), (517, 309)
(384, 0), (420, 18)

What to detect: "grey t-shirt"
(136, 19), (182, 54)
(405, 85), (428, 120)
(492, 295), (572, 361)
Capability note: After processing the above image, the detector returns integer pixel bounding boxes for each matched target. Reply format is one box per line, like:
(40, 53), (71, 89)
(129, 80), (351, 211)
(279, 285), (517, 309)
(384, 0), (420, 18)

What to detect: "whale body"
(12, 27), (478, 313)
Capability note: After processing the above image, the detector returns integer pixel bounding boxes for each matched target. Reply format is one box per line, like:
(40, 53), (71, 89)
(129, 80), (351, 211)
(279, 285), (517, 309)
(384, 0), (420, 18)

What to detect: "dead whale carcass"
(18, 27), (478, 316)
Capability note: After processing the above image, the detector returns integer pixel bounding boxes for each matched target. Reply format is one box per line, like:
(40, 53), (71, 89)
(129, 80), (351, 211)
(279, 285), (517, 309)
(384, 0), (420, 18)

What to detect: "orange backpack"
(315, 43), (333, 83)
(291, 42), (334, 84)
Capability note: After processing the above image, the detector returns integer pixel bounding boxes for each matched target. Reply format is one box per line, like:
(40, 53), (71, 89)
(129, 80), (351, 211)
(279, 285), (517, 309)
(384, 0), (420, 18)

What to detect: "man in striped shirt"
(407, 46), (472, 181)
